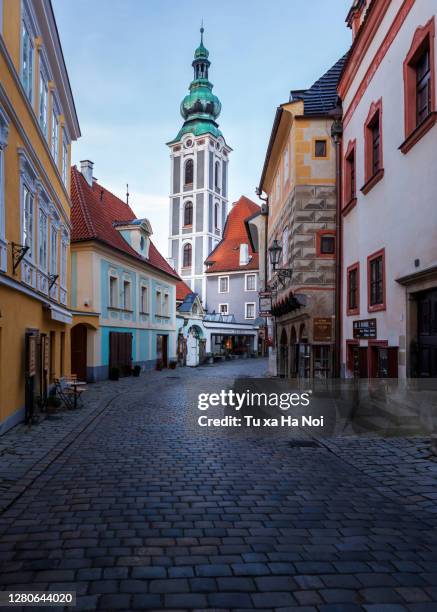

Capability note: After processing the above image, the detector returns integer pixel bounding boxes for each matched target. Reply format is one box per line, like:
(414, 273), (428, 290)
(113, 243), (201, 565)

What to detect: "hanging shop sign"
(258, 291), (272, 317)
(353, 318), (377, 339)
(313, 317), (333, 342)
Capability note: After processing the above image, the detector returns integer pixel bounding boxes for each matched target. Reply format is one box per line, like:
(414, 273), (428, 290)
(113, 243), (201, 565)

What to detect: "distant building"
(339, 0), (437, 378)
(0, 0), (80, 433)
(167, 28), (231, 303)
(204, 196), (261, 356)
(70, 163), (179, 380)
(259, 57), (345, 378)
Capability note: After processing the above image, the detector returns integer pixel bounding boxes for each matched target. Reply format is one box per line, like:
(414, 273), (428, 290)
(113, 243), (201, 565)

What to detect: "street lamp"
(268, 239), (292, 285)
(268, 239), (282, 270)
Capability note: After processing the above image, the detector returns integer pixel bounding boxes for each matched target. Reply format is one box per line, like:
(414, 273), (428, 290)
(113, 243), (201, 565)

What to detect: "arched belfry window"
(184, 201), (193, 226)
(214, 202), (220, 229)
(214, 161), (220, 191)
(183, 243), (192, 268)
(184, 159), (193, 186)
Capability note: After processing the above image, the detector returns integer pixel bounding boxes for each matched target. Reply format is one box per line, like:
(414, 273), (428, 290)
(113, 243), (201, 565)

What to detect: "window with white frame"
(109, 276), (118, 307)
(123, 279), (131, 310)
(218, 275), (229, 293)
(156, 289), (162, 315)
(245, 302), (256, 319)
(61, 130), (68, 185)
(60, 239), (67, 287)
(39, 69), (48, 137)
(245, 273), (256, 291)
(21, 18), (33, 101)
(50, 226), (57, 273)
(140, 285), (148, 313)
(219, 303), (229, 315)
(283, 147), (289, 184)
(51, 104), (58, 161)
(22, 184), (34, 259)
(38, 208), (48, 271)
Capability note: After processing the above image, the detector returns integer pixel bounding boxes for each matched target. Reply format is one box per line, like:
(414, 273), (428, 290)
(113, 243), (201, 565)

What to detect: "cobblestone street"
(1, 358), (437, 611)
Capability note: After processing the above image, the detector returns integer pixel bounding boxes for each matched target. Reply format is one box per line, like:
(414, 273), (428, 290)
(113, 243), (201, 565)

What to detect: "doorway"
(417, 289), (437, 377)
(71, 324), (87, 381)
(156, 334), (168, 367)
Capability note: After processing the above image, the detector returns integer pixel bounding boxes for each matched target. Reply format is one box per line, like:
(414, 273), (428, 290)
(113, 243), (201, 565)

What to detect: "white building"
(167, 28), (231, 304)
(339, 0), (437, 378)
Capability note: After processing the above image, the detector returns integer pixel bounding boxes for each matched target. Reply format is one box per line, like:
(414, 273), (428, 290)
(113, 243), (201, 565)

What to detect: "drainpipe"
(331, 105), (343, 378)
(256, 189), (269, 356)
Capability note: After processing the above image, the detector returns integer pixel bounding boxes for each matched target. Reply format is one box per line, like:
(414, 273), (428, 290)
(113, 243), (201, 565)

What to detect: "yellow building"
(0, 0), (80, 433)
(258, 56), (345, 378)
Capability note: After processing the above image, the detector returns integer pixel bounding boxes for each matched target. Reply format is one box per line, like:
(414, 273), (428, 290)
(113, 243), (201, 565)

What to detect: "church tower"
(167, 27), (231, 304)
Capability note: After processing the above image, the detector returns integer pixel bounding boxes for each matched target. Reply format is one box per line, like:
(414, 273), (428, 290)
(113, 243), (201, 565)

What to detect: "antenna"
(126, 183), (129, 205)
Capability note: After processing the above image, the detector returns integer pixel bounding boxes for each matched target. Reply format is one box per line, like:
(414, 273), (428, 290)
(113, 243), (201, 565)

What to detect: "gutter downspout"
(331, 105), (343, 378)
(256, 190), (269, 357)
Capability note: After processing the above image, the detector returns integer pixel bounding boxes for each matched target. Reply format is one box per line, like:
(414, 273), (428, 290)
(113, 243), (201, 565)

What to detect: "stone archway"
(71, 322), (98, 382)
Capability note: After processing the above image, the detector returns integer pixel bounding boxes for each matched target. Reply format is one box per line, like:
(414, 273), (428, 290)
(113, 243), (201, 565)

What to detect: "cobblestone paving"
(0, 359), (437, 611)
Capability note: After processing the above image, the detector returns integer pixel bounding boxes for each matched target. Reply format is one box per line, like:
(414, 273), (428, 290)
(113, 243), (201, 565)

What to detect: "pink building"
(339, 0), (437, 378)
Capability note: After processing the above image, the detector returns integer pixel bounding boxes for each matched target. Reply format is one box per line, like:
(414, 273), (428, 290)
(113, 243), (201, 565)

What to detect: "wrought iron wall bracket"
(49, 274), (59, 290)
(11, 242), (29, 275)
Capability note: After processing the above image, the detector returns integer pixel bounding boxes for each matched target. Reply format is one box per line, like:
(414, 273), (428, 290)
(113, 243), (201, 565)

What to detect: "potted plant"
(109, 366), (120, 381)
(156, 359), (164, 371)
(132, 365), (141, 377)
(169, 360), (177, 370)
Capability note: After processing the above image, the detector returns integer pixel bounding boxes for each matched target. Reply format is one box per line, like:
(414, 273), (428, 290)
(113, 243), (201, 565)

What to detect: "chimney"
(80, 160), (94, 187)
(239, 243), (250, 266)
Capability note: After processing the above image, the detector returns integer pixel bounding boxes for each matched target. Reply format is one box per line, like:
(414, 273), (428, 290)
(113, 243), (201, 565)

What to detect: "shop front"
(203, 319), (259, 357)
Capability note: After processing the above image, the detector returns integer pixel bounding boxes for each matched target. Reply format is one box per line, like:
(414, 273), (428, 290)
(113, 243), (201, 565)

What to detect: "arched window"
(184, 201), (193, 226)
(214, 161), (220, 191)
(214, 202), (220, 229)
(183, 243), (192, 268)
(184, 159), (193, 185)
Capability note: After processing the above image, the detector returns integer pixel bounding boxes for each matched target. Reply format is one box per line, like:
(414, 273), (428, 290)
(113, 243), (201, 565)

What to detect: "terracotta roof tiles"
(70, 166), (178, 279)
(205, 196), (260, 273)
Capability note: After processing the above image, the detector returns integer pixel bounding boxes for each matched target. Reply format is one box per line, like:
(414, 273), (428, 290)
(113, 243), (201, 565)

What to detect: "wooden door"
(109, 331), (133, 375)
(71, 324), (87, 381)
(417, 290), (437, 377)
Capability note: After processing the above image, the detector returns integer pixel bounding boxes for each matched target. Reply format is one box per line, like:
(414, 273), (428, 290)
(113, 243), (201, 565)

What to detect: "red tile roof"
(71, 166), (178, 279)
(205, 196), (260, 273)
(176, 279), (192, 301)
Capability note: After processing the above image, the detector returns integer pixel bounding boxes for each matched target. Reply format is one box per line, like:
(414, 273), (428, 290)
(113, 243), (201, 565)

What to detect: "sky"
(53, 0), (352, 256)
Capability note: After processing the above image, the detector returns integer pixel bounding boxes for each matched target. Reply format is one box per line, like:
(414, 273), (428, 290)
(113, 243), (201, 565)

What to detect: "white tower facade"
(167, 28), (231, 303)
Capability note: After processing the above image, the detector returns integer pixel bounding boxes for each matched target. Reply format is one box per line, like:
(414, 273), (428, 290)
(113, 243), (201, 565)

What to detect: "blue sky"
(53, 0), (352, 255)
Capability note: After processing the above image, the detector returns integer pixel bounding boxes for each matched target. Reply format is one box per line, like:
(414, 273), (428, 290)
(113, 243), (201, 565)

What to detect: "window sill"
(346, 308), (360, 317)
(182, 225), (193, 229)
(342, 197), (357, 216)
(361, 168), (384, 195)
(156, 314), (170, 319)
(368, 302), (386, 313)
(399, 112), (437, 154)
(108, 307), (133, 313)
(139, 311), (149, 316)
